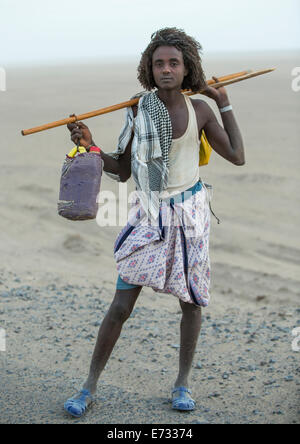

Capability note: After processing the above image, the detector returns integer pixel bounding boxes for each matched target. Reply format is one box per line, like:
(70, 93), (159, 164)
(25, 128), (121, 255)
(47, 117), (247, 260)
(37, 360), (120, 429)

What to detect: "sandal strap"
(172, 386), (192, 395)
(64, 389), (94, 417)
(65, 389), (93, 408)
(80, 389), (94, 401)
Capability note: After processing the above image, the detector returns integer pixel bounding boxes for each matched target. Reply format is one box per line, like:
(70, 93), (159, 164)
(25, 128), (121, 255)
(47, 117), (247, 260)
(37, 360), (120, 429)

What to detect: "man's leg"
(173, 299), (202, 407)
(83, 286), (143, 394)
(65, 286), (142, 415)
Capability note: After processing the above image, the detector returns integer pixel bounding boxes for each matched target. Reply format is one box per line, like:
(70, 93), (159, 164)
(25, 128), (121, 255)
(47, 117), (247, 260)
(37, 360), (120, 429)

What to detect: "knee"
(109, 300), (132, 324)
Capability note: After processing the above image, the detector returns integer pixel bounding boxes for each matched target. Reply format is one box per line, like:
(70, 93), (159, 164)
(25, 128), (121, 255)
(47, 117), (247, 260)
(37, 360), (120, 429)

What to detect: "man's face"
(152, 45), (188, 91)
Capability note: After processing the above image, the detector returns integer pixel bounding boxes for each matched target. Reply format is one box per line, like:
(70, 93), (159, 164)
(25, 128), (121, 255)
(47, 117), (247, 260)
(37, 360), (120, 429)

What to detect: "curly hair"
(137, 27), (206, 92)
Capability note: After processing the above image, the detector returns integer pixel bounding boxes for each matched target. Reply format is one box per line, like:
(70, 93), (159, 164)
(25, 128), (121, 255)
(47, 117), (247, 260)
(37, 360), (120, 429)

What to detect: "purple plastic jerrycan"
(58, 151), (103, 221)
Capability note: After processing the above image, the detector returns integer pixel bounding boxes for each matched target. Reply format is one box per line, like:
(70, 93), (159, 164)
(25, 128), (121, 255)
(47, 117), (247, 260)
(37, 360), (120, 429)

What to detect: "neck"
(156, 88), (184, 109)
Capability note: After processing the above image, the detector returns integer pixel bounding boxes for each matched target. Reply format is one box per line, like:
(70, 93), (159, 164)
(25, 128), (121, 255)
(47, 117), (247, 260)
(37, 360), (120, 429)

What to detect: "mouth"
(161, 77), (173, 81)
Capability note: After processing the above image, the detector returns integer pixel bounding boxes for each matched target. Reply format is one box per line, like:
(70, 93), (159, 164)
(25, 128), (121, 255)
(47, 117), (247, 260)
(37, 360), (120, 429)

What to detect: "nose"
(163, 64), (171, 74)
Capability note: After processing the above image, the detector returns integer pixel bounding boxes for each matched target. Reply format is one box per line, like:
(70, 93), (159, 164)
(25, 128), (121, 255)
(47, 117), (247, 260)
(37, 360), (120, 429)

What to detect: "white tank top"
(159, 94), (200, 199)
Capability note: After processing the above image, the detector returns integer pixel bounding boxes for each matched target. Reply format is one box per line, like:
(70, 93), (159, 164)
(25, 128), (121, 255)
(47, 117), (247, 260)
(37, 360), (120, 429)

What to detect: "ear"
(184, 67), (189, 77)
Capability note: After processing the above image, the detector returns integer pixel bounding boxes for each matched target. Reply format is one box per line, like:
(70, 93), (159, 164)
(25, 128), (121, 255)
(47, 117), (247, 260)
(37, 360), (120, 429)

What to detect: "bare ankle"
(83, 380), (97, 395)
(174, 378), (189, 388)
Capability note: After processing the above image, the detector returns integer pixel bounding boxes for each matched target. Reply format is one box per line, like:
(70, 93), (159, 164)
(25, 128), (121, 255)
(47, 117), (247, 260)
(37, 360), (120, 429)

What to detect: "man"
(64, 27), (245, 417)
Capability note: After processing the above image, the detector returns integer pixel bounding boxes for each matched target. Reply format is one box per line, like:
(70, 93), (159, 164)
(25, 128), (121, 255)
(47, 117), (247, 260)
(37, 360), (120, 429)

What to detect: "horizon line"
(2, 48), (299, 68)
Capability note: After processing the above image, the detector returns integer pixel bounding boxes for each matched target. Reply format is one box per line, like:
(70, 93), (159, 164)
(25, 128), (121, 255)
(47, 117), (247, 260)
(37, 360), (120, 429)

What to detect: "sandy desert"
(0, 50), (299, 424)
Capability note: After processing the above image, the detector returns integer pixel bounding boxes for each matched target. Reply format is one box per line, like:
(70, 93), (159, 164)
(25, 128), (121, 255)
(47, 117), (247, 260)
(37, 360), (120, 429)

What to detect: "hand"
(201, 76), (230, 108)
(67, 116), (93, 148)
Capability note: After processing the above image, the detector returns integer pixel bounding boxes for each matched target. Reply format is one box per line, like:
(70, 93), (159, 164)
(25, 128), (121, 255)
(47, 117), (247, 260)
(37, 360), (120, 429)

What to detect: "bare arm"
(200, 79), (245, 165)
(105, 132), (133, 182)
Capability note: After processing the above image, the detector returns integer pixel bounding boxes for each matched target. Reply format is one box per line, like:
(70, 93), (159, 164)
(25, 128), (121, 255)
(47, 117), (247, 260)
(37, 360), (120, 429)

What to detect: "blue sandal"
(64, 389), (94, 418)
(172, 386), (195, 411)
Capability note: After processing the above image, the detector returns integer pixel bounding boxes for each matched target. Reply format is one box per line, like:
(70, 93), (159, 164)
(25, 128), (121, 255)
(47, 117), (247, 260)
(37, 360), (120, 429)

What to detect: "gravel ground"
(1, 267), (299, 424)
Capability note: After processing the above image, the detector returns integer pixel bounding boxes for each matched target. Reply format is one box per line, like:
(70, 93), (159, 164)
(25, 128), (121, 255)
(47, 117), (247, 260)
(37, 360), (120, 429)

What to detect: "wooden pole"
(21, 70), (249, 136)
(184, 68), (276, 95)
(21, 68), (274, 136)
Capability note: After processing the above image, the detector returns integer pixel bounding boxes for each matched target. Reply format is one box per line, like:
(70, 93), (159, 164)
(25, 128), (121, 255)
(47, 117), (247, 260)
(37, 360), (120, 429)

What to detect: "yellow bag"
(199, 130), (212, 166)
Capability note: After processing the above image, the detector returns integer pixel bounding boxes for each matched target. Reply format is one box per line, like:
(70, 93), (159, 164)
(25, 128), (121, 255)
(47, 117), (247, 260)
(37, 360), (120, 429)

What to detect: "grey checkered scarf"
(105, 91), (172, 221)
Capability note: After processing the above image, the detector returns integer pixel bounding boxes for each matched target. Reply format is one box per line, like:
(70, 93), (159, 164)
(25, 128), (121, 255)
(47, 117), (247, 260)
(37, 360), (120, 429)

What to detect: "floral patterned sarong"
(113, 181), (211, 307)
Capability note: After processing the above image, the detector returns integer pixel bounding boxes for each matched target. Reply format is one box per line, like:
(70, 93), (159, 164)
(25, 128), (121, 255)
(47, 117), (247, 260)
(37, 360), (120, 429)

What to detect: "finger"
(212, 76), (219, 82)
(71, 135), (81, 144)
(71, 127), (82, 134)
(71, 131), (81, 139)
(67, 123), (78, 131)
(71, 130), (82, 139)
(76, 121), (88, 129)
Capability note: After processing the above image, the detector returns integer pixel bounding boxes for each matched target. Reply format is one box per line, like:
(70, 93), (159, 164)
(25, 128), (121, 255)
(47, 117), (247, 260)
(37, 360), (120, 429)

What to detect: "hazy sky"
(1, 0), (299, 65)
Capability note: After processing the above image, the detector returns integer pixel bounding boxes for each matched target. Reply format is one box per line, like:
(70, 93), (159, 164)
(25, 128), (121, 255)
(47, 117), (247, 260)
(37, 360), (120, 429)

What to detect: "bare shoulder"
(190, 97), (213, 117)
(189, 97), (216, 131)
